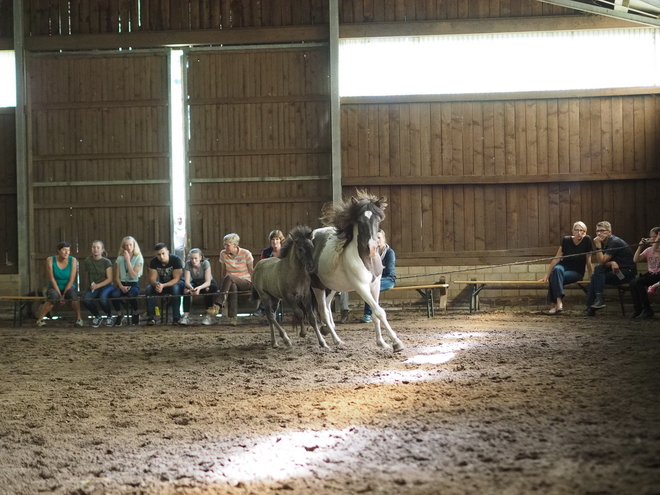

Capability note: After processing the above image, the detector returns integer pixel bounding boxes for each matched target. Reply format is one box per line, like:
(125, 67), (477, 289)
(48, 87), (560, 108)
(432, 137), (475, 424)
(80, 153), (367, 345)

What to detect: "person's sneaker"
(147, 316), (156, 326)
(591, 294), (606, 309)
(172, 318), (180, 325)
(75, 319), (84, 327)
(114, 315), (124, 327)
(207, 304), (220, 316)
(339, 309), (350, 324)
(36, 319), (46, 327)
(254, 307), (265, 317)
(91, 317), (102, 328)
(361, 315), (373, 323)
(179, 316), (190, 325)
(106, 316), (115, 327)
(635, 309), (655, 320)
(229, 316), (238, 326)
(202, 315), (212, 326)
(583, 308), (596, 317)
(131, 314), (139, 325)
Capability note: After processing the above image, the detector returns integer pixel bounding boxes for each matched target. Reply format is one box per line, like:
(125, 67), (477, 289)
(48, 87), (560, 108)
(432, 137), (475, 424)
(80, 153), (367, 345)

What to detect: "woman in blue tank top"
(36, 242), (83, 327)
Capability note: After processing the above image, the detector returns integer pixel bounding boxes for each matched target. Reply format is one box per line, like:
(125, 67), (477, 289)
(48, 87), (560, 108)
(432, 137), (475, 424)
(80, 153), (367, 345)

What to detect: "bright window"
(339, 28), (660, 97)
(0, 51), (16, 107)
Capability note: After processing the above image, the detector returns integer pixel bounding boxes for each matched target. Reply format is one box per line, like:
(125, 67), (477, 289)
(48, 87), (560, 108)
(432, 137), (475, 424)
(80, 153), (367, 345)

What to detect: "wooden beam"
(342, 87), (660, 105)
(339, 15), (643, 39)
(24, 25), (329, 51)
(342, 171), (660, 187)
(535, 0), (660, 28)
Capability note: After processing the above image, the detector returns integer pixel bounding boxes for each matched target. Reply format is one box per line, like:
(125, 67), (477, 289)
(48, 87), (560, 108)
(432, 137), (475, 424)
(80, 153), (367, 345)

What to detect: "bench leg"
(618, 286), (627, 316)
(470, 284), (485, 313)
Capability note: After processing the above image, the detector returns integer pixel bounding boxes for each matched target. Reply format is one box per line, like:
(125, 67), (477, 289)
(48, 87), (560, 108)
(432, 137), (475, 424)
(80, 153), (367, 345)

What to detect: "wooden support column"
(329, 0), (342, 204)
(14, 0), (29, 293)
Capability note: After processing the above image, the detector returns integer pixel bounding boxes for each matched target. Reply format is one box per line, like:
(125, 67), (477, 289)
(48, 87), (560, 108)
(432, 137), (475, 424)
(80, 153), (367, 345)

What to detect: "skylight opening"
(339, 28), (660, 97)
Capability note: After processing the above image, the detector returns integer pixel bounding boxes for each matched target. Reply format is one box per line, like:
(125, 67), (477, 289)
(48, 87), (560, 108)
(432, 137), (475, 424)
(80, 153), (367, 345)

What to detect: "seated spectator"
(109, 236), (144, 326)
(82, 240), (114, 327)
(218, 233), (253, 326)
(629, 226), (660, 319)
(36, 242), (83, 327)
(361, 230), (396, 323)
(585, 221), (637, 316)
(539, 221), (593, 315)
(181, 248), (218, 326)
(146, 243), (184, 325)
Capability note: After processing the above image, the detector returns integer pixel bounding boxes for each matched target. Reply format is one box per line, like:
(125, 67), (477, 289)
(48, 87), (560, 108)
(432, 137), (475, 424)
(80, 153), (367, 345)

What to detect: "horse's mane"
(279, 225), (313, 259)
(320, 190), (387, 244)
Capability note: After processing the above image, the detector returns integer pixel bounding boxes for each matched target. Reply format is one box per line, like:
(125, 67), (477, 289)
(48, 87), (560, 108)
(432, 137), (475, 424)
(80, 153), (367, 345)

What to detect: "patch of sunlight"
(207, 428), (354, 483)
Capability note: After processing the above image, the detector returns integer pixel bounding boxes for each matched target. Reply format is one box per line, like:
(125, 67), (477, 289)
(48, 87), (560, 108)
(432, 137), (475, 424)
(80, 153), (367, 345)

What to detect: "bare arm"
(162, 268), (182, 288)
(539, 247), (563, 282)
(63, 257), (77, 294)
(149, 267), (159, 288)
(633, 239), (648, 263)
(46, 258), (60, 297)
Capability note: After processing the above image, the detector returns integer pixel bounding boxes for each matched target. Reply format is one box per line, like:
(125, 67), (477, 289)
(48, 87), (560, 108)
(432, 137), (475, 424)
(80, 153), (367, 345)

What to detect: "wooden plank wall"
(341, 96), (660, 266)
(28, 52), (170, 290)
(187, 47), (332, 270)
(22, 0), (574, 35)
(0, 108), (17, 274)
(0, 0), (12, 38)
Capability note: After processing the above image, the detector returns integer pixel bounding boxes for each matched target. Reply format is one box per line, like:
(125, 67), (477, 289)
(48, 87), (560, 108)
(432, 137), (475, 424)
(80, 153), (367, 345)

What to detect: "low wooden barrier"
(453, 280), (629, 315)
(387, 283), (449, 317)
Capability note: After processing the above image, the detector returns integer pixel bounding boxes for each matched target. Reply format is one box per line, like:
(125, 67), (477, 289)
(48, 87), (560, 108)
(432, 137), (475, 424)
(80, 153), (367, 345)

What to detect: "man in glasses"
(585, 221), (637, 316)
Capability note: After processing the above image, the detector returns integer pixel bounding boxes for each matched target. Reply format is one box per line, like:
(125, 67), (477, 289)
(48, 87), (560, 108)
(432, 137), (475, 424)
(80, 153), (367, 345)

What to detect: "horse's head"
(282, 225), (316, 274)
(320, 190), (387, 257)
(351, 195), (386, 259)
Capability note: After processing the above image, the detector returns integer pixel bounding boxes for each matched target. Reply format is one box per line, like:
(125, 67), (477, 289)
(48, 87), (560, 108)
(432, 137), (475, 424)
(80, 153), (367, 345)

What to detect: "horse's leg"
(270, 296), (294, 347)
(261, 295), (279, 347)
(313, 288), (343, 346)
(300, 297), (330, 349)
(353, 282), (404, 352)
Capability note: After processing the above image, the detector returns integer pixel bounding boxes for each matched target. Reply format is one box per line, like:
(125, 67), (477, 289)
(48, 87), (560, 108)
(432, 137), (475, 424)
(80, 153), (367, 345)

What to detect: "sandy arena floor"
(1, 309), (659, 495)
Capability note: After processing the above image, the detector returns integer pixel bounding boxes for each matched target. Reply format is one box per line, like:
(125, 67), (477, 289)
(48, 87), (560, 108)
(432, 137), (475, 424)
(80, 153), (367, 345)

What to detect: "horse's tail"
(250, 287), (260, 303)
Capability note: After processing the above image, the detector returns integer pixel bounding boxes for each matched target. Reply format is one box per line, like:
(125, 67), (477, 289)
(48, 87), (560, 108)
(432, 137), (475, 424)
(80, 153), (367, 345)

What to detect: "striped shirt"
(220, 247), (253, 281)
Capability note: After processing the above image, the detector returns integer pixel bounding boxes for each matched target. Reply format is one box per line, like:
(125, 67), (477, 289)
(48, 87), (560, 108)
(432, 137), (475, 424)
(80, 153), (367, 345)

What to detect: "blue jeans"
(586, 264), (636, 307)
(82, 284), (114, 317)
(110, 282), (141, 312)
(547, 265), (582, 304)
(364, 278), (395, 316)
(147, 280), (184, 319)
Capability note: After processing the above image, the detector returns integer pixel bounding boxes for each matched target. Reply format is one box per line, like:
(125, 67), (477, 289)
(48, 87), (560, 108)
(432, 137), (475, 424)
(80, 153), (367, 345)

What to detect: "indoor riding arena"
(1, 1), (659, 494)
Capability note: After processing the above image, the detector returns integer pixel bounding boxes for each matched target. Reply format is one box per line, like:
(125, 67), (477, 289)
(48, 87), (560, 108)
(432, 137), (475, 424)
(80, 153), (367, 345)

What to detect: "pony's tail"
(250, 287), (260, 303)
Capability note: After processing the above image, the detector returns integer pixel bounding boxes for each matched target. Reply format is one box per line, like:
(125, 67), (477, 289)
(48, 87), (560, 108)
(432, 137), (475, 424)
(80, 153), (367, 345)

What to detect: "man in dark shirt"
(146, 243), (184, 325)
(585, 221), (637, 316)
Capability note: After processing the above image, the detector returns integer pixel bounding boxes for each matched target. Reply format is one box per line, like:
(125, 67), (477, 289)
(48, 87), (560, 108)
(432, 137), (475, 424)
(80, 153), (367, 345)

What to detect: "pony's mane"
(320, 190), (387, 243)
(279, 225), (313, 259)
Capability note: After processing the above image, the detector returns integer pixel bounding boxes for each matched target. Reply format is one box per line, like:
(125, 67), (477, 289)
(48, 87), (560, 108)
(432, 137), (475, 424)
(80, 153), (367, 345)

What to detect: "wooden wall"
(18, 0), (574, 36)
(342, 95), (660, 265)
(0, 108), (17, 274)
(28, 52), (170, 289)
(187, 46), (332, 268)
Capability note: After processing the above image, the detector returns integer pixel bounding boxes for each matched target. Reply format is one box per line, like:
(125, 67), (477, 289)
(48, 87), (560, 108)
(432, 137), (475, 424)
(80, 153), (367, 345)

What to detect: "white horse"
(311, 191), (404, 352)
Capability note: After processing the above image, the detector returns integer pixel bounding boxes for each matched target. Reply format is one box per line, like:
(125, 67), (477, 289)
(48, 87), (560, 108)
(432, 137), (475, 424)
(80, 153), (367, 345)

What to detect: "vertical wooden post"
(329, 0), (342, 204)
(14, 0), (30, 294)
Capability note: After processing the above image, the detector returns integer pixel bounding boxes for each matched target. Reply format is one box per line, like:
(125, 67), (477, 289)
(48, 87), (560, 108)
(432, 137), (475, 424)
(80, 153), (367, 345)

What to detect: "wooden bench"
(453, 280), (630, 315)
(387, 283), (449, 317)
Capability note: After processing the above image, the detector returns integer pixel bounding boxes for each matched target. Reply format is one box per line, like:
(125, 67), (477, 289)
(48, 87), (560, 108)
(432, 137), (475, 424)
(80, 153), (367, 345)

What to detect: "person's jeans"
(586, 264), (636, 307)
(82, 284), (114, 317)
(110, 282), (141, 312)
(183, 281), (218, 313)
(546, 265), (582, 304)
(629, 272), (660, 314)
(146, 281), (184, 319)
(364, 278), (396, 316)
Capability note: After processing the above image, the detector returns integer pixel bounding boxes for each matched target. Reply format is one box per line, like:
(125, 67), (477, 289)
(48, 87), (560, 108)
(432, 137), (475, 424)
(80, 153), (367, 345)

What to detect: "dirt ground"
(1, 309), (659, 495)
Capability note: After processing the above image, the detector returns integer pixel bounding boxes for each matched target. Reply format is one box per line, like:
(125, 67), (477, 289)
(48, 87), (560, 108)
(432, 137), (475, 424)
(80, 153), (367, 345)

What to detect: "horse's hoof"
(392, 342), (405, 353)
(320, 325), (330, 336)
(284, 340), (293, 347)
